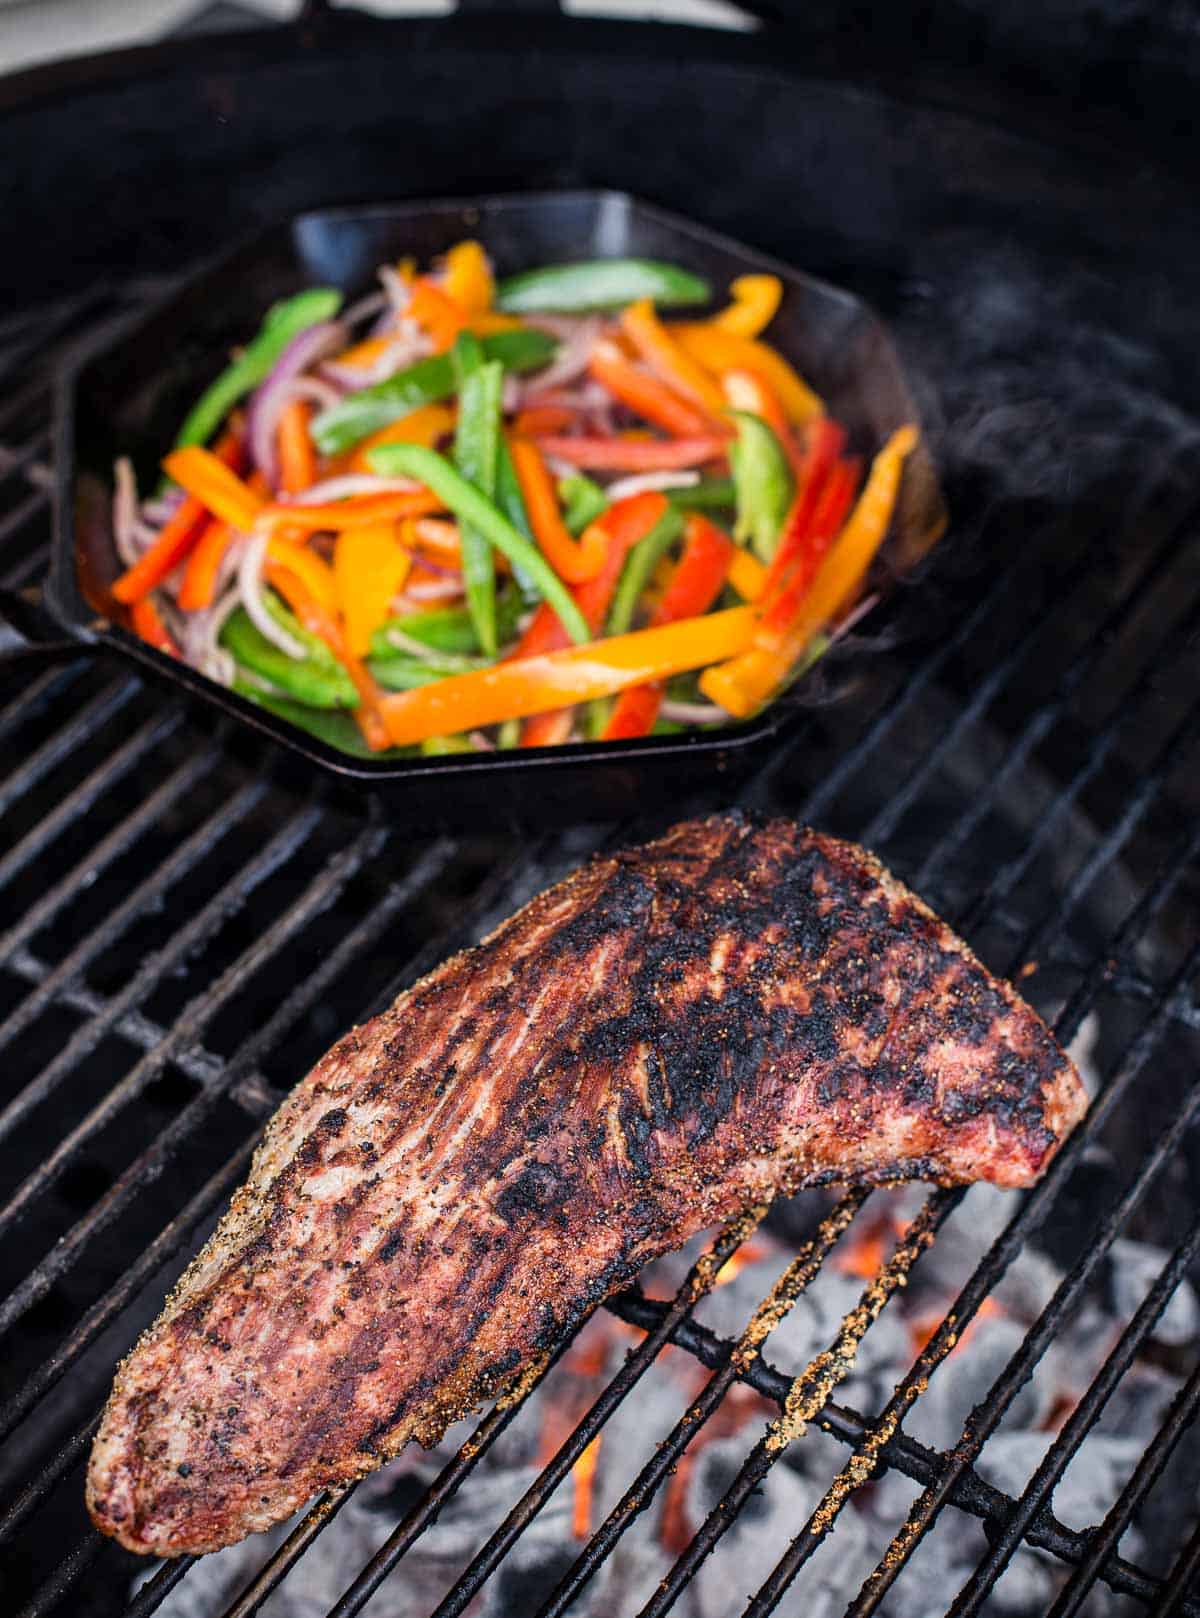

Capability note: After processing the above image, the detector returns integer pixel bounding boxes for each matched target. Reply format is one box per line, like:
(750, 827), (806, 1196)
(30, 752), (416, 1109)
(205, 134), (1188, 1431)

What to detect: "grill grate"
(0, 277), (1197, 1618)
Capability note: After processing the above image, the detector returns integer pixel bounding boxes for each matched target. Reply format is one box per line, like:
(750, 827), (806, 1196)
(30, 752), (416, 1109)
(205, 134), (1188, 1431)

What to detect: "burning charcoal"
(903, 1313), (1055, 1451)
(1108, 1238), (1200, 1345)
(978, 1430), (1146, 1532)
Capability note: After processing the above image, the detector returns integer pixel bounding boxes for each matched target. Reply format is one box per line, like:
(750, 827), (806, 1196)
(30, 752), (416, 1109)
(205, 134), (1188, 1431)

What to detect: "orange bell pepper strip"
(532, 435), (728, 472)
(264, 562), (391, 752)
(508, 436), (608, 583)
(442, 240), (494, 317)
(760, 417), (848, 598)
(379, 606), (755, 746)
(620, 299), (728, 416)
(712, 275), (783, 339)
(254, 487), (443, 536)
(601, 513), (733, 739)
(588, 338), (715, 438)
(727, 548), (768, 602)
(669, 324), (824, 425)
(347, 403), (456, 473)
(700, 425), (917, 718)
(335, 523), (412, 657)
(162, 443), (264, 533)
(721, 369), (806, 478)
(407, 278), (467, 352)
(111, 431), (243, 604)
(467, 311), (525, 336)
(265, 536), (339, 616)
(176, 518), (232, 610)
(513, 403), (578, 438)
(129, 596), (179, 655)
(278, 398), (316, 494)
(515, 491), (669, 743)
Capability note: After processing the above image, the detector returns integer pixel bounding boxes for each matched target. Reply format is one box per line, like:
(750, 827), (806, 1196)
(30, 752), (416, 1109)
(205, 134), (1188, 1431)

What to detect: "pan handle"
(0, 587), (93, 673)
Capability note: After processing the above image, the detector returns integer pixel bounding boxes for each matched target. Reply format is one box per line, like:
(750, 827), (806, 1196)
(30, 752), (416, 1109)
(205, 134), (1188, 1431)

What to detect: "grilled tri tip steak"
(88, 812), (1087, 1556)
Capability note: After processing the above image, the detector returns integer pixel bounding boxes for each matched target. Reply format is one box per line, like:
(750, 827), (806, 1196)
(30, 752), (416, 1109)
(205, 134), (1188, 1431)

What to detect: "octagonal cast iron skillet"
(0, 191), (944, 822)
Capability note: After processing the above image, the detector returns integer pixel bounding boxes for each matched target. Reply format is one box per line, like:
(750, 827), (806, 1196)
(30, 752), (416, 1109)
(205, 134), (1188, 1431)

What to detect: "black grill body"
(0, 6), (1198, 1617)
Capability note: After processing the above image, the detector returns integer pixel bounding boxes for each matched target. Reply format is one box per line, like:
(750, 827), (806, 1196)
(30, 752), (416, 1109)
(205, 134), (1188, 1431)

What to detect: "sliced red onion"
(399, 576), (465, 604)
(246, 320), (348, 488)
(518, 315), (603, 396)
(342, 289), (387, 329)
(379, 264), (413, 320)
(112, 457), (158, 566)
(176, 587), (241, 685)
(288, 375), (345, 413)
(287, 473), (421, 505)
(604, 471), (700, 502)
(321, 322), (430, 389)
(658, 699), (729, 727)
(140, 487), (186, 526)
(238, 532), (307, 659)
(541, 453), (579, 481)
(468, 730), (496, 752)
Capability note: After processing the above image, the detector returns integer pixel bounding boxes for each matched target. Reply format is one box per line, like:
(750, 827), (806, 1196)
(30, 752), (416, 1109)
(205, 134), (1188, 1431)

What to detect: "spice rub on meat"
(87, 812), (1086, 1556)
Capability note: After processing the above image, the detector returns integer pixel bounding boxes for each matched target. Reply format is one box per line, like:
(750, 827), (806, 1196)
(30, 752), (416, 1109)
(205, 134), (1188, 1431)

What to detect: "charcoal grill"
(2, 3), (1199, 1615)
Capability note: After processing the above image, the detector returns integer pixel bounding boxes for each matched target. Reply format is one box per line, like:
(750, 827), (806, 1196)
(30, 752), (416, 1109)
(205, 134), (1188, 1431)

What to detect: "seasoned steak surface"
(87, 814), (1086, 1555)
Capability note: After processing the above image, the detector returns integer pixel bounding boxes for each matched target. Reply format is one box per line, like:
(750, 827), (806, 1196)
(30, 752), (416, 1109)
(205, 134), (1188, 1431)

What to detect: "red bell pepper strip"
(601, 513), (733, 739)
(513, 403), (578, 438)
(112, 429), (242, 603)
(532, 435), (728, 472)
(758, 456), (861, 645)
(588, 338), (715, 438)
(760, 418), (847, 601)
(129, 596), (179, 655)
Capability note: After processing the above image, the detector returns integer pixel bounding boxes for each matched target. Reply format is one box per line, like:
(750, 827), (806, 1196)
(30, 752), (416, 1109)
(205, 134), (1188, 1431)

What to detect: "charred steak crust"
(87, 813), (1086, 1555)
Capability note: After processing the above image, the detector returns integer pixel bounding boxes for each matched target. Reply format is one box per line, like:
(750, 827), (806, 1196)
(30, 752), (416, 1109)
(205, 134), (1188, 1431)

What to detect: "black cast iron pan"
(0, 191), (944, 822)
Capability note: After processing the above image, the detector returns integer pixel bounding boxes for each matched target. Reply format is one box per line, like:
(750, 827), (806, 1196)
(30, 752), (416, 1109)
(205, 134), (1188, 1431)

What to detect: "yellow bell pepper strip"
(532, 435), (729, 472)
(727, 547), (768, 601)
(669, 324), (824, 425)
(367, 442), (591, 645)
(254, 486), (443, 536)
(588, 338), (715, 438)
(728, 411), (794, 563)
(620, 299), (728, 417)
(264, 536), (339, 615)
(163, 445), (265, 533)
(265, 562), (392, 751)
(508, 436), (608, 584)
(379, 606), (755, 746)
(700, 425), (918, 717)
(467, 312), (525, 335)
(712, 275), (783, 339)
(334, 524), (411, 658)
(277, 398), (316, 494)
(347, 403), (456, 473)
(129, 596), (179, 656)
(442, 240), (495, 316)
(112, 430), (245, 604)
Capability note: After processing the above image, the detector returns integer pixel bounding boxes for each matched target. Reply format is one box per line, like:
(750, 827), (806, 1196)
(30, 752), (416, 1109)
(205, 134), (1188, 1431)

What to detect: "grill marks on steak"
(87, 814), (1086, 1556)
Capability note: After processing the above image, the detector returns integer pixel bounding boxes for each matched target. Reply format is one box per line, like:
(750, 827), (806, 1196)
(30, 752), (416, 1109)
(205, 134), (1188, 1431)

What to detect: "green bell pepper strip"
(368, 650), (489, 690)
(558, 474), (609, 536)
(369, 589), (522, 660)
(221, 608), (358, 708)
(605, 507), (684, 636)
(668, 478), (737, 512)
(495, 717), (521, 750)
(452, 339), (503, 656)
(728, 410), (794, 563)
(495, 259), (711, 315)
(420, 734), (474, 756)
(175, 288), (343, 450)
(312, 329), (557, 455)
(368, 444), (591, 645)
(232, 679), (413, 757)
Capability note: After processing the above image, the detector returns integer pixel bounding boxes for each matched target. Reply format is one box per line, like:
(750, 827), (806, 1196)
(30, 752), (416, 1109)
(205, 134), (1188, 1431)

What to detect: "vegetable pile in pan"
(110, 242), (920, 757)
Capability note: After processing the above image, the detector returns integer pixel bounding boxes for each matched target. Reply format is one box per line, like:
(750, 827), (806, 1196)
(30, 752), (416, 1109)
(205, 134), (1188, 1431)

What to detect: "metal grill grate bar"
(0, 678), (140, 817)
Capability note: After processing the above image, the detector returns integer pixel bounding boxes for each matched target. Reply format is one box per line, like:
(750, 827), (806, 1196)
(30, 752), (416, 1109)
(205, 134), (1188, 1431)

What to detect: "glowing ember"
(714, 1241), (767, 1288)
(833, 1211), (906, 1279)
(571, 1436), (601, 1539)
(908, 1293), (1005, 1357)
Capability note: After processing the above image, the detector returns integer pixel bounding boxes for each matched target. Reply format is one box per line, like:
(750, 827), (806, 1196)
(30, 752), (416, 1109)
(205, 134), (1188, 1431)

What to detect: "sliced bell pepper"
(700, 425), (917, 718)
(602, 513), (733, 739)
(265, 537), (340, 616)
(520, 709), (578, 748)
(605, 507), (684, 636)
(233, 679), (408, 758)
(265, 563), (391, 751)
(727, 547), (768, 602)
(452, 338), (503, 655)
(176, 518), (233, 611)
(129, 596), (179, 656)
(369, 589), (523, 659)
(495, 259), (710, 315)
(508, 437), (608, 584)
(559, 474), (609, 536)
(347, 403), (456, 473)
(407, 277), (467, 352)
(277, 398), (316, 494)
(588, 338), (714, 438)
(312, 329), (557, 456)
(163, 445), (265, 533)
(467, 312), (526, 336)
(620, 299), (727, 416)
(670, 324), (824, 425)
(531, 435), (728, 472)
(379, 606), (755, 746)
(174, 287), (343, 450)
(721, 369), (804, 478)
(513, 403), (578, 437)
(759, 455), (861, 640)
(366, 443), (591, 644)
(254, 487), (443, 536)
(111, 430), (243, 604)
(668, 477), (736, 512)
(334, 523), (412, 658)
(712, 275), (783, 339)
(221, 606), (358, 708)
(728, 411), (794, 563)
(760, 417), (848, 598)
(442, 240), (495, 316)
